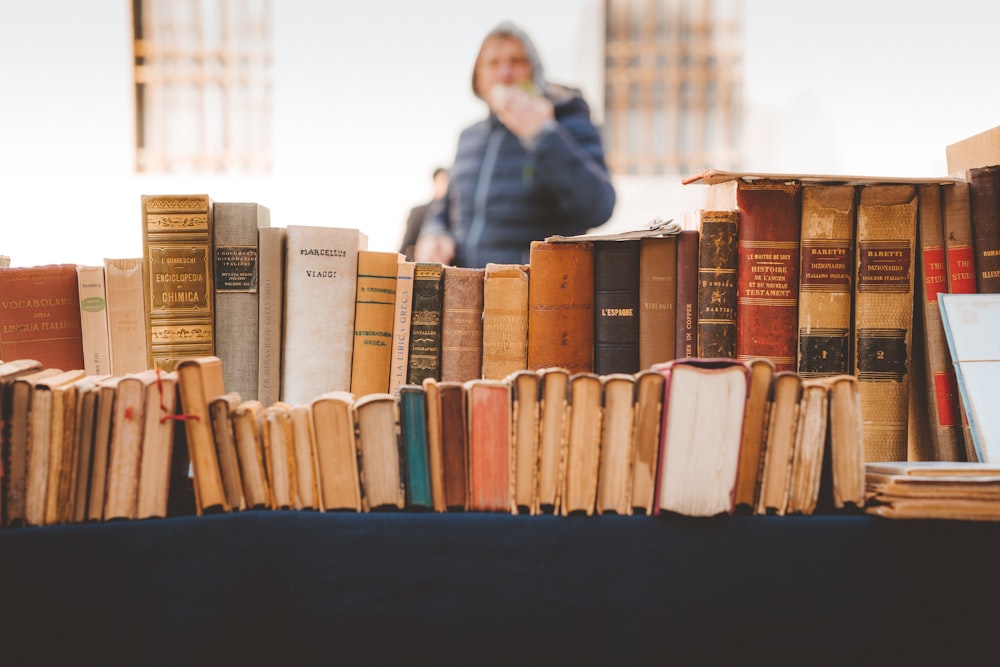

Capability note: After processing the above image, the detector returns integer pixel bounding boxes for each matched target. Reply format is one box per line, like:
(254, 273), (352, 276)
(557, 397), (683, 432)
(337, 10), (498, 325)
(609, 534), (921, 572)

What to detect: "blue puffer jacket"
(423, 85), (616, 268)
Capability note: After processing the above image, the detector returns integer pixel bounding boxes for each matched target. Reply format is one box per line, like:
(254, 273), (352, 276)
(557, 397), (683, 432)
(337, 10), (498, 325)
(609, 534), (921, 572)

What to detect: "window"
(132, 0), (273, 173)
(604, 0), (742, 176)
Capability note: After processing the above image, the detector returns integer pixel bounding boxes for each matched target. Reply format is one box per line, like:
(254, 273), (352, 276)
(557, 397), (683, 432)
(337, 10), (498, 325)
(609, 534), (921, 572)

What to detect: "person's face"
(475, 36), (533, 96)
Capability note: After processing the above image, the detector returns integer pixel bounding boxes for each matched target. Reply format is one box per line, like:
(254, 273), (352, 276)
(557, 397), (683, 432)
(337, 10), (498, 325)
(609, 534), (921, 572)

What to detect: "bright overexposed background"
(1, 0), (999, 268)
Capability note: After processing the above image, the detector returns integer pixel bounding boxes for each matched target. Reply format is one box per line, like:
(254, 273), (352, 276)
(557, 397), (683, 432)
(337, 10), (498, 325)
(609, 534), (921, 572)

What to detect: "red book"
(465, 378), (511, 513)
(0, 264), (85, 371)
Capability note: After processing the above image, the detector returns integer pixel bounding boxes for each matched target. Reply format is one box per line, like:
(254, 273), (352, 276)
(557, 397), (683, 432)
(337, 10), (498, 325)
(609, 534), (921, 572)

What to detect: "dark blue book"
(398, 384), (432, 510)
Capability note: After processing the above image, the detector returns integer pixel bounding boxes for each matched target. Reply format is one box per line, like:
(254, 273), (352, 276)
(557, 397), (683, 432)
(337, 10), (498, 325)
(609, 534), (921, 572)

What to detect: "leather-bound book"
(407, 262), (445, 385)
(0, 264), (85, 371)
(596, 373), (636, 515)
(256, 227), (286, 408)
(695, 210), (739, 359)
(481, 263), (529, 380)
(674, 229), (699, 359)
(440, 266), (485, 383)
(76, 265), (112, 376)
(354, 393), (405, 511)
(388, 260), (415, 394)
(175, 355), (229, 514)
(639, 235), (677, 369)
(630, 369), (664, 515)
(593, 240), (640, 374)
(797, 184), (856, 377)
(350, 250), (401, 398)
(398, 384), (432, 510)
(707, 178), (802, 371)
(968, 165), (1000, 293)
(465, 378), (511, 513)
(140, 195), (215, 372)
(527, 240), (594, 373)
(308, 391), (360, 511)
(103, 258), (150, 375)
(854, 184), (918, 462)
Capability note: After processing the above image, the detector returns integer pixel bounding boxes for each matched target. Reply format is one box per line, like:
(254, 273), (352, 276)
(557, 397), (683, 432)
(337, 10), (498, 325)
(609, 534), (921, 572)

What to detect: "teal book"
(398, 384), (433, 509)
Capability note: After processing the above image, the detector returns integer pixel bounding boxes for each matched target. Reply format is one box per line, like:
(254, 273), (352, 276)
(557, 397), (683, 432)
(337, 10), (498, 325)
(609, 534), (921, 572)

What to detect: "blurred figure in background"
(399, 166), (449, 261)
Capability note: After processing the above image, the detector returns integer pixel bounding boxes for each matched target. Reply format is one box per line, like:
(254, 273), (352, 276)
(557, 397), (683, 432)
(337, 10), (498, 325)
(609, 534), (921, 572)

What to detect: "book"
(695, 210), (739, 359)
(421, 378), (447, 512)
(785, 378), (830, 515)
(733, 357), (775, 511)
(630, 368), (664, 515)
(103, 258), (150, 375)
(208, 391), (247, 511)
(136, 369), (178, 519)
(213, 202), (271, 402)
(387, 259), (415, 394)
(76, 265), (112, 376)
(854, 184), (918, 462)
(87, 376), (123, 522)
(652, 358), (748, 517)
(309, 392), (361, 511)
(69, 373), (106, 523)
(354, 393), (404, 511)
(0, 264), (85, 370)
(706, 177), (803, 371)
(140, 194), (215, 371)
(796, 184), (855, 377)
(281, 225), (368, 405)
(440, 266), (485, 383)
(0, 255), (9, 268)
(406, 262), (445, 385)
(639, 235), (677, 369)
(0, 359), (44, 525)
(104, 372), (152, 521)
(939, 293), (1000, 463)
(350, 250), (401, 397)
(596, 373), (636, 515)
(45, 371), (94, 525)
(465, 378), (512, 513)
(967, 165), (1000, 293)
(256, 227), (286, 408)
(398, 384), (432, 510)
(289, 404), (319, 510)
(824, 373), (865, 510)
(481, 263), (529, 380)
(263, 403), (296, 509)
(562, 372), (602, 516)
(231, 399), (272, 509)
(508, 369), (539, 514)
(864, 461), (1000, 520)
(5, 368), (62, 526)
(674, 229), (699, 359)
(593, 240), (640, 374)
(527, 240), (594, 373)
(175, 355), (228, 513)
(535, 366), (570, 514)
(755, 370), (802, 516)
(435, 380), (468, 511)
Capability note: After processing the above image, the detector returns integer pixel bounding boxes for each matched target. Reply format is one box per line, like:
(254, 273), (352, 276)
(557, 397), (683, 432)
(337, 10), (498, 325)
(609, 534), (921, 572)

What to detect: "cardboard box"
(946, 124), (1000, 177)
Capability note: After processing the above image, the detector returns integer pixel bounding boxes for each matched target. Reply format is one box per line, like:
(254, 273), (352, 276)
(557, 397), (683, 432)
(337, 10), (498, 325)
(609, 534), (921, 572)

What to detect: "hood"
(471, 20), (547, 99)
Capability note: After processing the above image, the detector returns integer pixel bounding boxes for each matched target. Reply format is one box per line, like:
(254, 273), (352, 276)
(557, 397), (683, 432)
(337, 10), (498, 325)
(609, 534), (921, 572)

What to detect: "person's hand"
(415, 234), (455, 265)
(489, 83), (554, 141)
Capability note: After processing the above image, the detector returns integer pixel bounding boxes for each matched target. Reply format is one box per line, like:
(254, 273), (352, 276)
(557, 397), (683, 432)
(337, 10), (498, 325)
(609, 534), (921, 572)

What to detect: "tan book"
(630, 369), (664, 514)
(945, 122), (1000, 176)
(596, 373), (636, 515)
(140, 195), (215, 371)
(290, 404), (320, 510)
(281, 225), (368, 405)
(309, 391), (360, 511)
(421, 378), (447, 512)
(387, 260), (415, 394)
(508, 369), (539, 514)
(175, 356), (228, 513)
(535, 366), (569, 514)
(638, 235), (677, 369)
(256, 227), (286, 408)
(440, 266), (485, 383)
(70, 374), (107, 523)
(825, 374), (865, 509)
(0, 255), (9, 268)
(46, 373), (103, 525)
(354, 393), (404, 511)
(208, 391), (246, 511)
(785, 378), (830, 515)
(213, 202), (270, 402)
(562, 372), (602, 516)
(136, 369), (178, 519)
(77, 265), (112, 376)
(527, 240), (594, 373)
(733, 357), (775, 511)
(854, 184), (918, 462)
(350, 250), (400, 398)
(104, 258), (150, 375)
(263, 403), (297, 509)
(796, 184), (855, 377)
(104, 373), (150, 521)
(87, 376), (124, 521)
(0, 264), (85, 371)
(6, 368), (62, 526)
(465, 378), (512, 513)
(481, 263), (529, 380)
(231, 399), (272, 509)
(755, 371), (802, 516)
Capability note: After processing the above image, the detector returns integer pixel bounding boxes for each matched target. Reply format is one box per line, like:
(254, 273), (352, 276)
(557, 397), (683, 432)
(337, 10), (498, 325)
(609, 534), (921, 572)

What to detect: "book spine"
(440, 266), (485, 383)
(399, 386), (432, 509)
(696, 211), (738, 359)
(77, 265), (112, 376)
(593, 240), (641, 374)
(466, 380), (511, 512)
(256, 227), (285, 408)
(438, 383), (468, 510)
(481, 263), (529, 379)
(407, 262), (445, 385)
(630, 370), (664, 514)
(796, 184), (855, 377)
(854, 184), (918, 462)
(141, 195), (215, 372)
(674, 230), (699, 359)
(638, 236), (677, 370)
(527, 240), (594, 373)
(350, 251), (400, 397)
(596, 374), (635, 515)
(104, 258), (150, 375)
(968, 165), (1000, 293)
(388, 261), (415, 394)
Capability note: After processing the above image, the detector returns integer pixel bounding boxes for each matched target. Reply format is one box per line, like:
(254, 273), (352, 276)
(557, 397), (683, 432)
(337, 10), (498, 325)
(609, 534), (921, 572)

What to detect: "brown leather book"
(140, 195), (215, 372)
(508, 369), (539, 514)
(309, 391), (360, 511)
(674, 229), (699, 359)
(695, 210), (739, 359)
(0, 264), (85, 371)
(797, 184), (855, 377)
(208, 391), (247, 511)
(854, 184), (918, 462)
(436, 380), (468, 510)
(481, 263), (529, 380)
(596, 373), (635, 515)
(440, 266), (485, 383)
(350, 250), (401, 398)
(175, 355), (229, 513)
(593, 240), (640, 374)
(968, 165), (1000, 293)
(733, 357), (775, 511)
(707, 178), (803, 371)
(535, 366), (569, 514)
(136, 369), (178, 520)
(407, 262), (445, 385)
(465, 378), (511, 513)
(354, 393), (404, 511)
(103, 258), (150, 375)
(639, 236), (677, 369)
(527, 240), (594, 373)
(231, 399), (273, 510)
(630, 369), (664, 515)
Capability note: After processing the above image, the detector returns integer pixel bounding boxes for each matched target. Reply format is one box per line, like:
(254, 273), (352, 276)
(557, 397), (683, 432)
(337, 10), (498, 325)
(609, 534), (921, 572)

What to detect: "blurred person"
(416, 21), (615, 268)
(400, 167), (449, 261)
